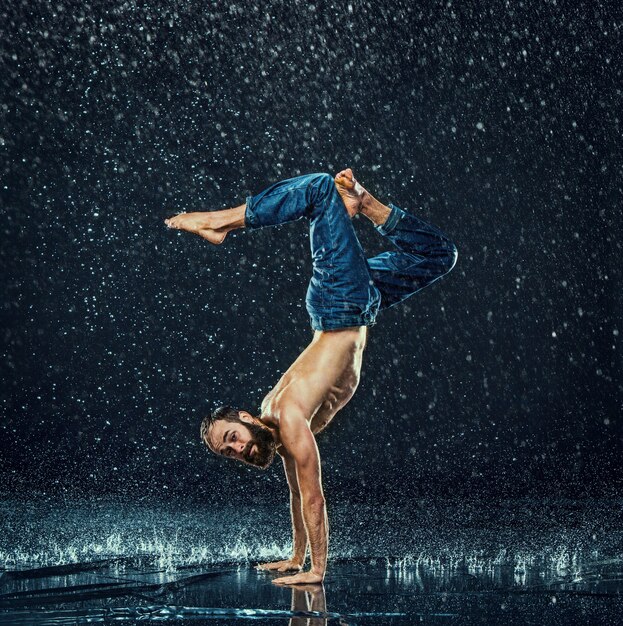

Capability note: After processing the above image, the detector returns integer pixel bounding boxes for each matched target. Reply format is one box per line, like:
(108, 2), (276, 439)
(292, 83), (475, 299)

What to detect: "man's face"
(207, 413), (276, 470)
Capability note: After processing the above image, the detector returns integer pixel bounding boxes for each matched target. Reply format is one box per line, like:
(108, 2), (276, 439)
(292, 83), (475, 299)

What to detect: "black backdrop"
(1, 0), (621, 503)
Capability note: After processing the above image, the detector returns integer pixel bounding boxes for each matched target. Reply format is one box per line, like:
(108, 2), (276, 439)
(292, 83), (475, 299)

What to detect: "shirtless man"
(165, 169), (457, 585)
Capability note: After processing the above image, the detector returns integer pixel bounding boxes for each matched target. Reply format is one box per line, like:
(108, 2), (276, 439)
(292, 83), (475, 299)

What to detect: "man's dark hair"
(200, 405), (242, 448)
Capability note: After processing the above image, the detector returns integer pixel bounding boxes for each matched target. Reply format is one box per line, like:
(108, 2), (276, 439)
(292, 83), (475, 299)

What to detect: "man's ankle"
(360, 194), (391, 227)
(214, 205), (247, 231)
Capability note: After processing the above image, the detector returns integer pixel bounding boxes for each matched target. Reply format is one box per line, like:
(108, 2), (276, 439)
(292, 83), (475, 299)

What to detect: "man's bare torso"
(260, 327), (368, 440)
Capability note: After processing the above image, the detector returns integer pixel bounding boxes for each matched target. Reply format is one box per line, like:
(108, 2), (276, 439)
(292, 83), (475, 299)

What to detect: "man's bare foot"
(334, 168), (368, 218)
(165, 212), (229, 244)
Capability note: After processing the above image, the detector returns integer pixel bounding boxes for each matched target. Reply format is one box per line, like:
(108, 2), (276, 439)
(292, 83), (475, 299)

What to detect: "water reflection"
(288, 584), (327, 626)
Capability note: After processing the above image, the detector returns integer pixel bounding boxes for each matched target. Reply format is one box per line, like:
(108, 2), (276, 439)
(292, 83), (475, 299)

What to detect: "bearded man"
(166, 169), (457, 585)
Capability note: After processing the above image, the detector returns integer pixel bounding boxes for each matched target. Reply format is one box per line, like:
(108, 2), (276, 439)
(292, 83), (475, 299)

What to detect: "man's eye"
(231, 433), (237, 441)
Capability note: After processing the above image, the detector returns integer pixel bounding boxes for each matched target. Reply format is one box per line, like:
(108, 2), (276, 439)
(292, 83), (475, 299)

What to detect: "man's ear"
(238, 410), (254, 424)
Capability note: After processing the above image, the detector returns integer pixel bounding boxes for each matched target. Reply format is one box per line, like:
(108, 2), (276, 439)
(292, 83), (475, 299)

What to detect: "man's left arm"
(272, 408), (328, 585)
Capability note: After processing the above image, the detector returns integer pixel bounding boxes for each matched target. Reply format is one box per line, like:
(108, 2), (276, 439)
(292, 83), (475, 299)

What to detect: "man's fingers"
(256, 561), (285, 571)
(256, 560), (303, 573)
(271, 570), (323, 586)
(273, 574), (304, 585)
(272, 576), (292, 585)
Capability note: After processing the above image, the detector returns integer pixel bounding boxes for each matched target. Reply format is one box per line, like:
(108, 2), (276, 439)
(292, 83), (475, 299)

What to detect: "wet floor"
(1, 498), (622, 624)
(1, 557), (622, 624)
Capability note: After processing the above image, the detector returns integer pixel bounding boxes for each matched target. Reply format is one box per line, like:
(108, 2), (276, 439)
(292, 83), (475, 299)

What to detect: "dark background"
(1, 0), (621, 504)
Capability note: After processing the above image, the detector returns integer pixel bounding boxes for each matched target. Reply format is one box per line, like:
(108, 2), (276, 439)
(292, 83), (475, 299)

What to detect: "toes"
(165, 214), (183, 229)
(335, 169), (355, 187)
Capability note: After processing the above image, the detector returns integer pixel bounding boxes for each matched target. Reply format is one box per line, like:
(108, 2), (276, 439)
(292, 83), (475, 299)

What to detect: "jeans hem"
(375, 203), (404, 235)
(244, 195), (261, 229)
(308, 312), (378, 331)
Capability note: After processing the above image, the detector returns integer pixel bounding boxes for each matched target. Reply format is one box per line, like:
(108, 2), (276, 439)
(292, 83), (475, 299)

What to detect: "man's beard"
(243, 420), (276, 469)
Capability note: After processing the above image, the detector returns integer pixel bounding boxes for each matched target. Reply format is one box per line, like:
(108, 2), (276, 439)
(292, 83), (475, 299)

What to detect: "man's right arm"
(255, 452), (307, 573)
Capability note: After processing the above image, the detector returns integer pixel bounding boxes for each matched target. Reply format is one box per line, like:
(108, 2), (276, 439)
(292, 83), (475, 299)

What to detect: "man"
(165, 169), (457, 585)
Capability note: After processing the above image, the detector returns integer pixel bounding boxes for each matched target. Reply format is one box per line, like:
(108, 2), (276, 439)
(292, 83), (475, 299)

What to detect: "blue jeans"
(245, 173), (457, 331)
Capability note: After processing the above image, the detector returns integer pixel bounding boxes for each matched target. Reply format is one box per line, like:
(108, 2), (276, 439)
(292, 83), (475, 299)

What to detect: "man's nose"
(237, 442), (245, 454)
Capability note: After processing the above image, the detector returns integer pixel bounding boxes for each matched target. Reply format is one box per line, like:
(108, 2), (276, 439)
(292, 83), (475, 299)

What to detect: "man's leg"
(166, 173), (355, 240)
(166, 173), (380, 330)
(334, 169), (457, 311)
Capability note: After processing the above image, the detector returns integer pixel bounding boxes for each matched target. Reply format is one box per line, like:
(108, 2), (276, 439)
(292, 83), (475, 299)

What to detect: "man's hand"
(272, 570), (324, 586)
(256, 558), (303, 573)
